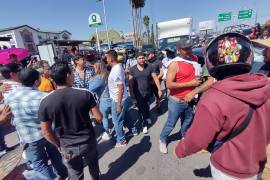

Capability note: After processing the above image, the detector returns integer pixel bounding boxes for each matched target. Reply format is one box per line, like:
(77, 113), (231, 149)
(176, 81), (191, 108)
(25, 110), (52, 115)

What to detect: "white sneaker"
(0, 150), (7, 157)
(159, 140), (168, 154)
(143, 126), (148, 134)
(146, 118), (152, 125)
(101, 132), (111, 141)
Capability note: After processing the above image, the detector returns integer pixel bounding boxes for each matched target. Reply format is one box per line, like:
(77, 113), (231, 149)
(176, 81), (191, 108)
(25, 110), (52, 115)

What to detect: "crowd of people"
(0, 30), (270, 180)
(248, 21), (270, 40)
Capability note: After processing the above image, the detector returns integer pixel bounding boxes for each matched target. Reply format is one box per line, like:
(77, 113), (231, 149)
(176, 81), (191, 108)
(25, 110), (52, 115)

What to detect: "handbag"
(207, 105), (255, 153)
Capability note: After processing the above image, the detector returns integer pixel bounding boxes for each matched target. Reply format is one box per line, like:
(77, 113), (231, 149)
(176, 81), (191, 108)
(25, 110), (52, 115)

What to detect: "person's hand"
(58, 146), (62, 153)
(26, 60), (33, 68)
(117, 104), (122, 113)
(184, 91), (197, 103)
(0, 105), (11, 125)
(0, 84), (12, 93)
(158, 90), (162, 98)
(190, 78), (202, 87)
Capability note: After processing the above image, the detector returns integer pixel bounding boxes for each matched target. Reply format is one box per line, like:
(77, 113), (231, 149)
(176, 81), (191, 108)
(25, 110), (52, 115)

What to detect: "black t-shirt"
(148, 59), (162, 74)
(130, 64), (153, 96)
(38, 87), (97, 148)
(258, 63), (270, 77)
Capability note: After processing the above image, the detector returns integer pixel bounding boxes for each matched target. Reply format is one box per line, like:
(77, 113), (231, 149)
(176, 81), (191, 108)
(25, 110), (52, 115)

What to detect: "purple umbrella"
(0, 48), (30, 65)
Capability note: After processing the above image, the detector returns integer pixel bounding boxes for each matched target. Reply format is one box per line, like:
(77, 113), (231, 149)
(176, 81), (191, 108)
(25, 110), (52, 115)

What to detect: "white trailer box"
(157, 18), (193, 50)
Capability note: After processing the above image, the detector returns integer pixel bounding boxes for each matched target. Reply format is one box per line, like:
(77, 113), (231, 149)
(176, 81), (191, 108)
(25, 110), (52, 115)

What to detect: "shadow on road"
(97, 140), (114, 160)
(102, 136), (152, 180)
(193, 165), (212, 178)
(168, 131), (182, 144)
(149, 97), (168, 127)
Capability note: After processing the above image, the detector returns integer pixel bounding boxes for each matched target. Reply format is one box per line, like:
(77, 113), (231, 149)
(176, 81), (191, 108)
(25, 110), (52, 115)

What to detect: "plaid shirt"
(5, 87), (47, 144)
(73, 66), (95, 89)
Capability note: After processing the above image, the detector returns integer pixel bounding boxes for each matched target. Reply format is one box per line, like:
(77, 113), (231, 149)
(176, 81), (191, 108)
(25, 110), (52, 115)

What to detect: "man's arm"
(184, 77), (215, 102)
(166, 62), (201, 89)
(157, 62), (164, 80)
(151, 73), (162, 97)
(174, 103), (222, 158)
(117, 83), (124, 112)
(157, 68), (164, 80)
(41, 121), (60, 148)
(90, 105), (102, 123)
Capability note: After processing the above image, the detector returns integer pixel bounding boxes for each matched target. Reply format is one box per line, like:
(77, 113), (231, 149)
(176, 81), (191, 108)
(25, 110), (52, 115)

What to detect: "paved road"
(93, 97), (212, 180)
(3, 97), (212, 180)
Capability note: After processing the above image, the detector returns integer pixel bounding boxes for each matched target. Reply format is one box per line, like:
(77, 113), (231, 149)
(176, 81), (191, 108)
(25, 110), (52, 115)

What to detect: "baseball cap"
(176, 39), (194, 49)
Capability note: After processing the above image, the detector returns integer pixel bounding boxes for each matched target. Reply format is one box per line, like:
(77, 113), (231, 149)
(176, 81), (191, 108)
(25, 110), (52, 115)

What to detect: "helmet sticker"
(217, 36), (242, 64)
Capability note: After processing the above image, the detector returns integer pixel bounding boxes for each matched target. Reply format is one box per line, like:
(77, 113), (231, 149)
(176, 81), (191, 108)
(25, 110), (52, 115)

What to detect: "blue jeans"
(160, 96), (193, 144)
(111, 98), (137, 143)
(99, 97), (111, 132)
(26, 138), (67, 179)
(111, 99), (127, 143)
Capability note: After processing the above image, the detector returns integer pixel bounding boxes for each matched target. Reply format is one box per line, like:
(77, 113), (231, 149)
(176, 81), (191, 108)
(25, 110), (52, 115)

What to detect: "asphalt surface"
(93, 97), (212, 180)
(3, 97), (212, 180)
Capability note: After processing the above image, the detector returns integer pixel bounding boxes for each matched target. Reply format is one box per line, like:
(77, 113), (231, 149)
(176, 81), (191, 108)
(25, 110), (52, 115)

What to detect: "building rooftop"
(0, 25), (71, 35)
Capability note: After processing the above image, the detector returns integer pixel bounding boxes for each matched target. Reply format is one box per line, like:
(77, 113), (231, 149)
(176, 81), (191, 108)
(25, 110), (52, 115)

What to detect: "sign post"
(89, 13), (102, 52)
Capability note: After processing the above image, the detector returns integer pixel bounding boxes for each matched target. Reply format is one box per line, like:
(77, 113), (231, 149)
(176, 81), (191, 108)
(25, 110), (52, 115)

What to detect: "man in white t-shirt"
(106, 50), (137, 147)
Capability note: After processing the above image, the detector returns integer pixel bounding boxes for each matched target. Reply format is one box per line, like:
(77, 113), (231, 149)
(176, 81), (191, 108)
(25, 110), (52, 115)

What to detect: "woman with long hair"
(89, 61), (112, 141)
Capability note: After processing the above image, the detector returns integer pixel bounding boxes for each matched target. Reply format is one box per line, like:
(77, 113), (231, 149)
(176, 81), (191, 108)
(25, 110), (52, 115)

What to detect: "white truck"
(157, 18), (193, 50)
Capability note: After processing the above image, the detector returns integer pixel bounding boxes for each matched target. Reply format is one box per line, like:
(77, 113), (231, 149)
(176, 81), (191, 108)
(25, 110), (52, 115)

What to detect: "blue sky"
(0, 0), (270, 39)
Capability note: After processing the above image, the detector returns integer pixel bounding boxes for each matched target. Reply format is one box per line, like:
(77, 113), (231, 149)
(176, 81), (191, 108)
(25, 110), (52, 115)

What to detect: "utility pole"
(97, 0), (110, 49)
(255, 9), (258, 24)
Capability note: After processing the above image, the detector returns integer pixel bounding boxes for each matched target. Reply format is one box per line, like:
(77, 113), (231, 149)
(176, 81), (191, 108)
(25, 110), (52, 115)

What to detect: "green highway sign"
(218, 12), (232, 22)
(238, 9), (253, 19)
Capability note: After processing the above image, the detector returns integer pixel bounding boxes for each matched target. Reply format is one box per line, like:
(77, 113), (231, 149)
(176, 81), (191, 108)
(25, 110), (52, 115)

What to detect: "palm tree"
(150, 23), (155, 45)
(143, 15), (150, 44)
(90, 36), (96, 46)
(130, 0), (145, 48)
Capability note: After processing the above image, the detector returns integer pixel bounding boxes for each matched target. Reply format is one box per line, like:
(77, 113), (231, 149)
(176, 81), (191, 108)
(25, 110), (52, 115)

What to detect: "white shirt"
(162, 57), (172, 80)
(108, 64), (128, 102)
(163, 56), (202, 79)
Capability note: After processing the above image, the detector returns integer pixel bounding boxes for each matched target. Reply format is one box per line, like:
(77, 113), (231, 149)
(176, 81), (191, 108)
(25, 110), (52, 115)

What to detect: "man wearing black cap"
(159, 39), (202, 154)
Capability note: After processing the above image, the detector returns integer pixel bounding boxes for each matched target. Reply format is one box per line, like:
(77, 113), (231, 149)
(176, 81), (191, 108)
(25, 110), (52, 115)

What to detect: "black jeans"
(61, 140), (100, 180)
(135, 92), (150, 128)
(150, 83), (159, 99)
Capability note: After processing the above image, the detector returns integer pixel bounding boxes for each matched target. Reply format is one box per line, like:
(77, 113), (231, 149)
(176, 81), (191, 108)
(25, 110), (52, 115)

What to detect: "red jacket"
(175, 73), (270, 178)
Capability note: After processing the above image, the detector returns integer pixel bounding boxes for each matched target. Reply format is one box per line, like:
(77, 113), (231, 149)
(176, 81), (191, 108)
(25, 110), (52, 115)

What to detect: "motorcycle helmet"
(206, 32), (253, 80)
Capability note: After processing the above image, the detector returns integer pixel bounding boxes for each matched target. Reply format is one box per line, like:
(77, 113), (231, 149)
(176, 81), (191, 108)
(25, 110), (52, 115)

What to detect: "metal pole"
(96, 27), (101, 52)
(255, 9), (258, 24)
(102, 0), (110, 49)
